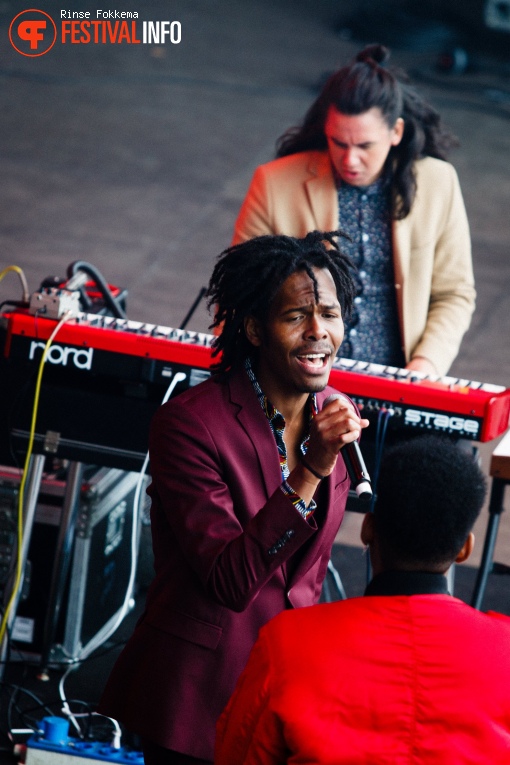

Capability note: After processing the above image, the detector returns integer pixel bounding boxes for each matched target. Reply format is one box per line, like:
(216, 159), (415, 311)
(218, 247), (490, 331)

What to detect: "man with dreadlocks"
(98, 230), (367, 765)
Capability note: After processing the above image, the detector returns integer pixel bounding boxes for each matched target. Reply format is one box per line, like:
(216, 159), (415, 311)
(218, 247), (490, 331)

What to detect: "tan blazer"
(232, 151), (475, 376)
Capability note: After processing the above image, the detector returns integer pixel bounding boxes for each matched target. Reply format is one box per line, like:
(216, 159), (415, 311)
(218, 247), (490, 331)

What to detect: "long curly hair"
(206, 230), (355, 374)
(276, 44), (458, 219)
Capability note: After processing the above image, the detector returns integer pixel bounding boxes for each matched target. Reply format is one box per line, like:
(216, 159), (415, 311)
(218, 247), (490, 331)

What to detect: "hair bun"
(356, 44), (390, 67)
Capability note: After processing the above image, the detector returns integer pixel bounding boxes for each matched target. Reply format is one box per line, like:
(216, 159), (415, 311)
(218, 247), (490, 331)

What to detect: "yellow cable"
(0, 311), (73, 647)
(0, 265), (30, 303)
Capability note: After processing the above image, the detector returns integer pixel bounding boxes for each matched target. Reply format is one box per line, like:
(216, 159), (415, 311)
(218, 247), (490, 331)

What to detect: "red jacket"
(216, 587), (510, 764)
(98, 368), (350, 760)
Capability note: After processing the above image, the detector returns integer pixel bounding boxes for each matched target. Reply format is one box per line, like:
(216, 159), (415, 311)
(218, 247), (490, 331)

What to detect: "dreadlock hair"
(374, 436), (487, 570)
(276, 44), (458, 220)
(206, 230), (355, 375)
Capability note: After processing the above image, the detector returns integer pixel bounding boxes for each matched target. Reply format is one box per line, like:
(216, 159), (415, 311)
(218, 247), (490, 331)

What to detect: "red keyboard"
(1, 309), (509, 470)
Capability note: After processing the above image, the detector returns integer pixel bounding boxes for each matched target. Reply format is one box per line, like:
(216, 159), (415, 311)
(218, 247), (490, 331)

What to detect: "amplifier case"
(62, 467), (143, 659)
(1, 465), (144, 661)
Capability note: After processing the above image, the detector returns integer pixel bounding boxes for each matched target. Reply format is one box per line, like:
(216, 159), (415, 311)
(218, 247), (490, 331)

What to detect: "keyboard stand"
(471, 429), (510, 610)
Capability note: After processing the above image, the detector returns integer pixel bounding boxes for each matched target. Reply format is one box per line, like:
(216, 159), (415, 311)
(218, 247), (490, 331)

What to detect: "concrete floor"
(1, 0), (510, 751)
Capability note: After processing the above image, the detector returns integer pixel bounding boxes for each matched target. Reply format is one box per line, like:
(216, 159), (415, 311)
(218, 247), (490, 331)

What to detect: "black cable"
(0, 300), (29, 312)
(66, 261), (127, 319)
(179, 287), (207, 330)
(365, 408), (394, 584)
(5, 683), (55, 735)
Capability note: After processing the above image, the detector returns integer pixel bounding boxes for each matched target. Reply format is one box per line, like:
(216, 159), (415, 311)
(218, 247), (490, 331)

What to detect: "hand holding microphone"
(303, 393), (372, 501)
(323, 394), (372, 501)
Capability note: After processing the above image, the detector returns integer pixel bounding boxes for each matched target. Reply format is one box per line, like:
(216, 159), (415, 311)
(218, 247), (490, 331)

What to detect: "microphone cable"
(365, 406), (395, 584)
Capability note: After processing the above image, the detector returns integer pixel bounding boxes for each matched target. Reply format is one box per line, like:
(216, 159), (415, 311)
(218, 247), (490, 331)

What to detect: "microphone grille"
(323, 393), (349, 407)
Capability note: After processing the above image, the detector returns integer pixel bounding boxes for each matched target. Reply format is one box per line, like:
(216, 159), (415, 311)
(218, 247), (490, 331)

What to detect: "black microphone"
(323, 394), (373, 502)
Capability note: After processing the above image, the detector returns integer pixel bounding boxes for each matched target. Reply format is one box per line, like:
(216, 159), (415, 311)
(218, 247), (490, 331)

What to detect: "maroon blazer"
(98, 367), (350, 761)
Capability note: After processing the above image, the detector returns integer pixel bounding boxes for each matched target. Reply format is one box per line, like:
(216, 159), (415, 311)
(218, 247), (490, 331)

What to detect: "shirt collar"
(244, 357), (318, 423)
(364, 570), (451, 597)
(335, 170), (390, 196)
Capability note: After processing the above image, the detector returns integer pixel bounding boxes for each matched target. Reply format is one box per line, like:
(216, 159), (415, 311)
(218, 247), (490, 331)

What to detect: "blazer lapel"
(393, 215), (412, 358)
(227, 369), (282, 499)
(305, 152), (338, 232)
(227, 373), (344, 589)
(393, 215), (412, 286)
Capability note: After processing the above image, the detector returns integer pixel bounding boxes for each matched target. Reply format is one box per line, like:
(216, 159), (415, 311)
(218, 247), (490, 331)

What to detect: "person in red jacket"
(216, 435), (510, 764)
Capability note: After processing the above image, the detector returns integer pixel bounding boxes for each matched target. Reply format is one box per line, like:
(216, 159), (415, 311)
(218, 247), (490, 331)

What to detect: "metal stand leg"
(471, 477), (505, 610)
(446, 564), (455, 595)
(0, 454), (46, 677)
(39, 461), (84, 674)
(322, 559), (347, 602)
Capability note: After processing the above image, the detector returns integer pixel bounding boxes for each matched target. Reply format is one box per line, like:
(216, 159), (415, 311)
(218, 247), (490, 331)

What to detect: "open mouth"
(296, 352), (330, 372)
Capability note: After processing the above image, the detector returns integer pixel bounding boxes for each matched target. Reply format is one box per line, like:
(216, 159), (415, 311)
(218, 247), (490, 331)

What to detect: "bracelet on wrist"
(300, 456), (326, 481)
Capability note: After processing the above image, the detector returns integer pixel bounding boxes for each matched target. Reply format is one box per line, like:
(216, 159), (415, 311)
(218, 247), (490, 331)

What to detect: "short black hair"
(374, 436), (487, 568)
(206, 230), (355, 374)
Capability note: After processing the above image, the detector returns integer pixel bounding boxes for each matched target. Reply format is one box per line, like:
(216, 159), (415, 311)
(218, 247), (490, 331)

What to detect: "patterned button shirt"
(336, 174), (405, 367)
(245, 358), (317, 519)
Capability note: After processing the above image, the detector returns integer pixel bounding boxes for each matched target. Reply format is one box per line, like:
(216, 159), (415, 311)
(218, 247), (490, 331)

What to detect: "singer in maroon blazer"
(98, 231), (366, 764)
